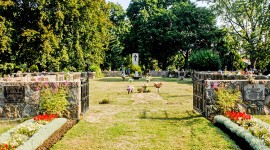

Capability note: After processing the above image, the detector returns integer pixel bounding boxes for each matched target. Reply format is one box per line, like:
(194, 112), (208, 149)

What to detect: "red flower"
(34, 114), (58, 122)
(225, 111), (252, 122)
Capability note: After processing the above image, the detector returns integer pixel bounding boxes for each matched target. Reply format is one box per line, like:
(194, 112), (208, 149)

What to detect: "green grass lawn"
(51, 77), (239, 150)
(0, 120), (21, 135)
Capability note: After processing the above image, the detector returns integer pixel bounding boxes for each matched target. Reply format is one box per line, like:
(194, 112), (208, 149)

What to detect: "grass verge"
(51, 77), (239, 150)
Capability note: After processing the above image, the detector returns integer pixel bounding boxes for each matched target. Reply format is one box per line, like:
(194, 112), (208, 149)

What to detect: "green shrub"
(39, 88), (69, 116)
(189, 50), (221, 71)
(130, 73), (135, 77)
(99, 98), (111, 104)
(89, 65), (104, 78)
(215, 88), (241, 114)
(137, 88), (144, 93)
(30, 64), (39, 72)
(131, 65), (142, 73)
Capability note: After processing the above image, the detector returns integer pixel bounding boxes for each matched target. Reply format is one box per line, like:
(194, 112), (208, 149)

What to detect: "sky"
(106, 0), (131, 10)
(106, 0), (210, 10)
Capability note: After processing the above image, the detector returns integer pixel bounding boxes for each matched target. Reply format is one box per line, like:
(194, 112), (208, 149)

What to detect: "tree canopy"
(125, 0), (222, 70)
(0, 0), (269, 74)
(212, 0), (270, 69)
(0, 0), (111, 74)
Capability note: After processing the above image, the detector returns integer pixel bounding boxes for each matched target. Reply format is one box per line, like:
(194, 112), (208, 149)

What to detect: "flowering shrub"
(222, 111), (270, 147)
(225, 111), (252, 122)
(0, 114), (57, 149)
(12, 122), (42, 137)
(0, 122), (43, 148)
(214, 115), (269, 150)
(0, 143), (15, 150)
(34, 114), (58, 124)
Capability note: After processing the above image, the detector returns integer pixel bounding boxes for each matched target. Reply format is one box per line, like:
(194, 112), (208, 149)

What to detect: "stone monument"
(132, 53), (139, 77)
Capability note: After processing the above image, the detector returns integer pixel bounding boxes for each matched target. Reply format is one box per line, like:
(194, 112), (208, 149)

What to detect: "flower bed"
(0, 117), (77, 150)
(214, 115), (270, 150)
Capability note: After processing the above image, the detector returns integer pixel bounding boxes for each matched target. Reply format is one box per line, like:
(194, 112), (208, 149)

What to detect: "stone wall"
(0, 81), (81, 119)
(0, 72), (85, 119)
(148, 71), (168, 77)
(193, 71), (270, 119)
(193, 71), (269, 80)
(102, 71), (123, 77)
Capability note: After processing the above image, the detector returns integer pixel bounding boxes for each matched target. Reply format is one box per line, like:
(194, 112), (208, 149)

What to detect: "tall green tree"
(213, 0), (270, 69)
(0, 0), (111, 73)
(126, 0), (221, 70)
(103, 2), (130, 70)
(169, 2), (221, 69)
(125, 0), (189, 70)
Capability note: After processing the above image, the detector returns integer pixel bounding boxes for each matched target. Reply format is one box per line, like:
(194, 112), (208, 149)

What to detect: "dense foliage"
(0, 0), (111, 74)
(213, 0), (270, 70)
(125, 0), (224, 70)
(0, 0), (269, 73)
(189, 50), (221, 71)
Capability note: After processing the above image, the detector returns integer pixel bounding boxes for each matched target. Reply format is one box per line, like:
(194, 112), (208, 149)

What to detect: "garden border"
(214, 115), (270, 150)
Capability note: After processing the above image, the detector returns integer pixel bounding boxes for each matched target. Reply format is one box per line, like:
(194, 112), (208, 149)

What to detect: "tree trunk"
(183, 50), (189, 70)
(250, 53), (256, 69)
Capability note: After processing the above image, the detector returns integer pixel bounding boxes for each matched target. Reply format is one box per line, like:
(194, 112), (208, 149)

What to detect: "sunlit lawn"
(0, 120), (21, 135)
(51, 77), (239, 150)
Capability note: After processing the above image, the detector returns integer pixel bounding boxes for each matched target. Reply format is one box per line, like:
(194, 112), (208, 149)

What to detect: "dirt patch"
(132, 93), (167, 104)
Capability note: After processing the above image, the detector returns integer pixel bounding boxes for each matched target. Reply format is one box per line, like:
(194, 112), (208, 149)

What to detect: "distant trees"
(102, 2), (131, 71)
(125, 0), (223, 70)
(1, 0), (269, 74)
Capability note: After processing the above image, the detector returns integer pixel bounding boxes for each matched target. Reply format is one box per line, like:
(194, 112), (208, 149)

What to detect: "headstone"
(4, 86), (25, 103)
(135, 71), (139, 77)
(243, 84), (265, 101)
(132, 53), (139, 66)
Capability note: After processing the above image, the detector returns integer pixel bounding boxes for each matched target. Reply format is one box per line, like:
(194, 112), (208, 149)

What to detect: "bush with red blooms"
(34, 114), (58, 122)
(225, 111), (252, 122)
(0, 143), (15, 150)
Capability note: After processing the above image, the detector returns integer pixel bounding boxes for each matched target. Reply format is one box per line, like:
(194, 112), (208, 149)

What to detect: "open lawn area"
(51, 77), (239, 150)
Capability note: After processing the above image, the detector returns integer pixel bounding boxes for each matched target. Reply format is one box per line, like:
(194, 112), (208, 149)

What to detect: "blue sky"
(106, 0), (131, 10)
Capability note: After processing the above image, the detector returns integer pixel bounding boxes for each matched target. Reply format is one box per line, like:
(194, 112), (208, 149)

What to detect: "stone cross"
(132, 53), (139, 66)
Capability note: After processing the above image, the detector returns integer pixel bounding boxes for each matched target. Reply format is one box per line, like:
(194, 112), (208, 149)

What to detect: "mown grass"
(0, 120), (21, 134)
(51, 77), (239, 150)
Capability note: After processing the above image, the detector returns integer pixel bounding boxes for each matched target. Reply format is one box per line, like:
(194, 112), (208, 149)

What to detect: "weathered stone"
(30, 91), (40, 105)
(193, 71), (270, 118)
(22, 104), (38, 118)
(0, 73), (85, 119)
(243, 84), (265, 101)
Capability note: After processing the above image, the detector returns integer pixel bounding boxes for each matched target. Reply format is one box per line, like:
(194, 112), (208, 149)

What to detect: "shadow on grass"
(139, 115), (202, 121)
(93, 77), (127, 82)
(177, 80), (193, 85)
(215, 122), (252, 150)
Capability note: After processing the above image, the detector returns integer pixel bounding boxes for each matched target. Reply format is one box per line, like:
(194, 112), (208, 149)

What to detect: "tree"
(126, 0), (221, 70)
(189, 49), (221, 71)
(103, 2), (131, 70)
(169, 2), (221, 69)
(213, 0), (270, 69)
(0, 0), (112, 73)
